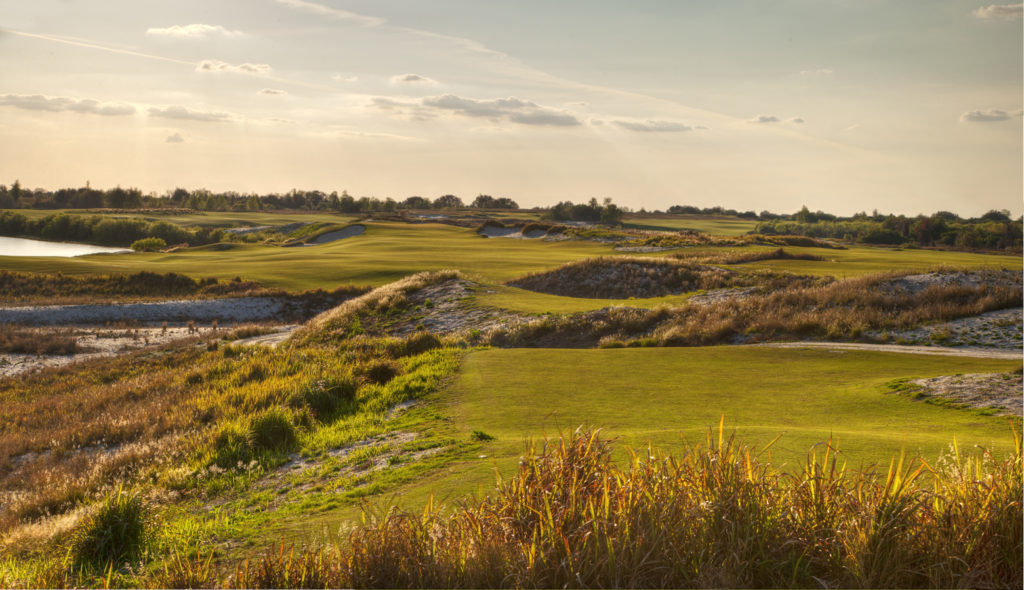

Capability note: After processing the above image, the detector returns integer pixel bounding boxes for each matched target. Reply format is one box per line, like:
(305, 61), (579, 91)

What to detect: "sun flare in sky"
(1, 1), (1021, 216)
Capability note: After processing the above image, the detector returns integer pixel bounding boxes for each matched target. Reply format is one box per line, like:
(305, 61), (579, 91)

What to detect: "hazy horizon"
(2, 1), (1021, 217)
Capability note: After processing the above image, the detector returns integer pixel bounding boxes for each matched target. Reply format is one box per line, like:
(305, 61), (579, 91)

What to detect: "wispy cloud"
(332, 73), (359, 82)
(422, 94), (581, 126)
(0, 94), (135, 116)
(748, 114), (780, 124)
(973, 3), (1023, 20)
(146, 24), (244, 38)
(798, 68), (833, 76)
(612, 119), (693, 132)
(960, 108), (1013, 122)
(196, 60), (271, 74)
(274, 0), (384, 26)
(148, 105), (232, 122)
(373, 94), (582, 127)
(165, 132), (184, 143)
(787, 117), (805, 124)
(390, 73), (437, 85)
(258, 88), (287, 95)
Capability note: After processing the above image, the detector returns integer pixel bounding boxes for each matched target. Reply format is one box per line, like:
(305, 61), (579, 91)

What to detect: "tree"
(434, 194), (463, 209)
(472, 194), (496, 208)
(401, 196), (432, 209)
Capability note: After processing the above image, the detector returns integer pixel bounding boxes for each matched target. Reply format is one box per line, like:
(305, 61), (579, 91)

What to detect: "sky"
(0, 1), (1021, 216)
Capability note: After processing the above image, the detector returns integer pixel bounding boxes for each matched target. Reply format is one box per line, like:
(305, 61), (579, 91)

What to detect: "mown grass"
(0, 221), (1016, 293)
(452, 347), (1020, 471)
(622, 214), (760, 235)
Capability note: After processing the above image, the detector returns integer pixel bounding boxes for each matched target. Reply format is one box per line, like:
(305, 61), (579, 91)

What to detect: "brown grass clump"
(508, 257), (745, 299)
(654, 270), (1021, 346)
(0, 325), (79, 355)
(175, 425), (1022, 589)
(671, 247), (826, 265)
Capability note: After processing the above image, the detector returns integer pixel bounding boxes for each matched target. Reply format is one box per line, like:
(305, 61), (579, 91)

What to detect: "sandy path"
(756, 341), (1021, 360)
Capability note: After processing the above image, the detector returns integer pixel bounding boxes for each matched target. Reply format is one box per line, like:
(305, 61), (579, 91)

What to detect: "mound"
(307, 224), (366, 244)
(508, 257), (737, 299)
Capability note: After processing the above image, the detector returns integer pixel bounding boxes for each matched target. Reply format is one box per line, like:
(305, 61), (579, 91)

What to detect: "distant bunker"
(508, 257), (737, 299)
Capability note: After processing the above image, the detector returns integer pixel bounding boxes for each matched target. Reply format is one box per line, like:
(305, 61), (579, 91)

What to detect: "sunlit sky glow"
(1, 1), (1021, 216)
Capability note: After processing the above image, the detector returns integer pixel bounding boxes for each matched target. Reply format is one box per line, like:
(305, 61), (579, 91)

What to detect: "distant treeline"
(0, 211), (222, 247)
(755, 207), (1022, 251)
(1, 180), (1019, 251)
(0, 181), (517, 213)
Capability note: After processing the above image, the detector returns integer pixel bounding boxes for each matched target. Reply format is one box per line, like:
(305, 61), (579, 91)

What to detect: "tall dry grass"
(212, 424), (1021, 588)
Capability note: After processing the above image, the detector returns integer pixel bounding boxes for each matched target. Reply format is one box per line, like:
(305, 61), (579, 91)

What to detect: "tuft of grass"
(69, 489), (150, 570)
(470, 430), (495, 442)
(247, 408), (300, 454)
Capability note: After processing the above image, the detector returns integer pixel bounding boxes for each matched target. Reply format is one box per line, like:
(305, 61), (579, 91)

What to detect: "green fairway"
(0, 218), (1016, 294)
(0, 222), (614, 290)
(622, 215), (759, 236)
(471, 284), (695, 314)
(743, 245), (1021, 277)
(451, 347), (1020, 472)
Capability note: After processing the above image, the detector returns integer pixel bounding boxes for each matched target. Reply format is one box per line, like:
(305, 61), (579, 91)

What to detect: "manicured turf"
(622, 215), (759, 236)
(0, 219), (1016, 295)
(0, 222), (614, 290)
(451, 347), (1020, 471)
(471, 284), (695, 314)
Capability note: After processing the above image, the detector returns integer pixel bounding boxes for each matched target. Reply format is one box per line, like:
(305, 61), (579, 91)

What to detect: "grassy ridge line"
(0, 221), (1017, 294)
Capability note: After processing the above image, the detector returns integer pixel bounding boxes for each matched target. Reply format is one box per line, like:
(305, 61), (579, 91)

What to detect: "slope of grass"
(451, 347), (1020, 473)
(622, 214), (759, 235)
(0, 223), (614, 291)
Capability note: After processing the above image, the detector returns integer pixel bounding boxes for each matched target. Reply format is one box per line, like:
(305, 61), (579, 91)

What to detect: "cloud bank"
(973, 3), (1023, 20)
(148, 105), (231, 122)
(612, 119), (693, 132)
(0, 94), (135, 116)
(196, 60), (271, 74)
(146, 24), (244, 38)
(374, 94), (582, 126)
(391, 73), (436, 85)
(960, 108), (1013, 122)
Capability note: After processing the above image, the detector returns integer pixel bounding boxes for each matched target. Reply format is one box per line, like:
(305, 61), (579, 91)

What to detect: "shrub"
(470, 430), (495, 441)
(387, 332), (442, 357)
(247, 408), (299, 453)
(357, 360), (400, 385)
(130, 237), (167, 252)
(299, 375), (358, 419)
(70, 490), (149, 570)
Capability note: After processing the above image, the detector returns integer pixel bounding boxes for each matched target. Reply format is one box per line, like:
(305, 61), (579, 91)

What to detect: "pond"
(0, 236), (133, 257)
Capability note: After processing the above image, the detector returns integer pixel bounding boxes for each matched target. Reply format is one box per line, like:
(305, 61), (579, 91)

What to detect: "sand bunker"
(901, 372), (1023, 416)
(478, 226), (546, 239)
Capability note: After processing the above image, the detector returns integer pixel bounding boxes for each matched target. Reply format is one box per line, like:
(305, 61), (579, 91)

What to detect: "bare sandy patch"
(898, 372), (1022, 416)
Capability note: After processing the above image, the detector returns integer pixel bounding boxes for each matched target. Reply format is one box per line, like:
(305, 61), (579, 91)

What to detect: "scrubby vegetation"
(0, 325), (79, 354)
(490, 269), (1020, 348)
(507, 254), (828, 299)
(224, 428), (1019, 589)
(14, 427), (1013, 588)
(0, 331), (465, 557)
